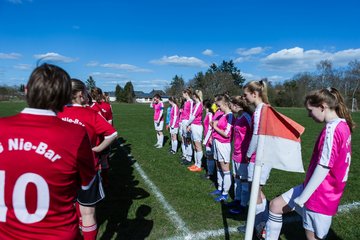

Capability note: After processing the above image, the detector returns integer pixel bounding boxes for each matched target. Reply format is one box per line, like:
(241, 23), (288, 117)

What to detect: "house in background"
(135, 89), (169, 103)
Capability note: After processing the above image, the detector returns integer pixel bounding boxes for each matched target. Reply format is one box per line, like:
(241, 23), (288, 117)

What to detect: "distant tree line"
(165, 59), (360, 111)
(0, 84), (25, 101)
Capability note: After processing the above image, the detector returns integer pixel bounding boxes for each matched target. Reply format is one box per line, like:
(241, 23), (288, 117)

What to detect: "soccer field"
(0, 102), (359, 240)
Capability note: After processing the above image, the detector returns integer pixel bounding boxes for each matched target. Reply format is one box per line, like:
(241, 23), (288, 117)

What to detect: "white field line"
(162, 201), (360, 240)
(133, 162), (191, 236)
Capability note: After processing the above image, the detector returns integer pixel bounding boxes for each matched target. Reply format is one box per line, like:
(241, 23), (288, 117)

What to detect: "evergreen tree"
(123, 81), (135, 103)
(86, 76), (96, 90)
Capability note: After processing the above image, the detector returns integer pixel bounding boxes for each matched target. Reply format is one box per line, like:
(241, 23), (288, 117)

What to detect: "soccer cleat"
(255, 222), (266, 240)
(187, 164), (196, 169)
(209, 189), (222, 196)
(215, 194), (228, 202)
(224, 200), (240, 207)
(228, 206), (246, 215)
(189, 166), (202, 172)
(156, 145), (163, 149)
(237, 224), (246, 233)
(169, 150), (176, 154)
(181, 160), (192, 166)
(154, 143), (160, 147)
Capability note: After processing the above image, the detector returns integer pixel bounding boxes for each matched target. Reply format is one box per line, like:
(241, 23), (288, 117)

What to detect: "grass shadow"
(97, 137), (152, 240)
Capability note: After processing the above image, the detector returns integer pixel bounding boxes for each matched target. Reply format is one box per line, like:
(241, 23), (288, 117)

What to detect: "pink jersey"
(170, 105), (179, 128)
(0, 108), (96, 240)
(190, 102), (203, 125)
(232, 112), (253, 163)
(181, 99), (193, 121)
(151, 101), (164, 122)
(213, 109), (224, 122)
(203, 112), (213, 147)
(212, 112), (234, 143)
(57, 104), (118, 166)
(304, 119), (351, 216)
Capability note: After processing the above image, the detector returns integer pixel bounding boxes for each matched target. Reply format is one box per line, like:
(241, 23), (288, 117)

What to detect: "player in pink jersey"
(0, 64), (98, 240)
(168, 97), (180, 154)
(202, 99), (215, 179)
(265, 87), (354, 240)
(227, 96), (254, 214)
(180, 88), (194, 165)
(210, 94), (234, 202)
(187, 90), (204, 172)
(150, 94), (165, 148)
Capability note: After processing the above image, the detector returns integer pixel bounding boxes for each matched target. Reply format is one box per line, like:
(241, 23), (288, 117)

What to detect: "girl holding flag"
(265, 87), (353, 240)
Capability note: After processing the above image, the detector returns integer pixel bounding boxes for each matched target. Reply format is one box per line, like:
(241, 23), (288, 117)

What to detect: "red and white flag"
(256, 105), (305, 172)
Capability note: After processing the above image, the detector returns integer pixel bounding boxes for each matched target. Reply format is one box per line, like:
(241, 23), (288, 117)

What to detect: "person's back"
(0, 63), (96, 240)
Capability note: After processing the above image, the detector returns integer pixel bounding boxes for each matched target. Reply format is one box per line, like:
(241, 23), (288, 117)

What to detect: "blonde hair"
(194, 90), (203, 102)
(243, 80), (269, 104)
(305, 87), (354, 132)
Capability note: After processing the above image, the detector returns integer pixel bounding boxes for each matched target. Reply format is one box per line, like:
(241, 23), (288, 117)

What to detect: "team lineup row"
(150, 82), (354, 240)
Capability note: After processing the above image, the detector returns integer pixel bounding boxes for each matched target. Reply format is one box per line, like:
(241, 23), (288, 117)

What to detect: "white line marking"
(161, 201), (360, 240)
(133, 162), (191, 236)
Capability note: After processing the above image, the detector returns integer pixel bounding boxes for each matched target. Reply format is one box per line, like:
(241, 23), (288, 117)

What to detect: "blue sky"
(1, 0), (360, 92)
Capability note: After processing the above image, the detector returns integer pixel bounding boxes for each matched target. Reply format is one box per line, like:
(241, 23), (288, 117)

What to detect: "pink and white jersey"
(90, 101), (103, 116)
(203, 112), (213, 146)
(151, 101), (164, 122)
(181, 99), (194, 121)
(0, 108), (96, 240)
(232, 112), (253, 163)
(190, 102), (203, 125)
(213, 112), (234, 143)
(98, 101), (113, 123)
(170, 105), (179, 128)
(304, 119), (351, 216)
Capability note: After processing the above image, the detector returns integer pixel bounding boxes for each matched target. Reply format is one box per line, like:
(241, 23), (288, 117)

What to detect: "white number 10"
(0, 171), (50, 224)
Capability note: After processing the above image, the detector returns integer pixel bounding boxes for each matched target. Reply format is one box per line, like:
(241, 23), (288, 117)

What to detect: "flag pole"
(245, 135), (265, 240)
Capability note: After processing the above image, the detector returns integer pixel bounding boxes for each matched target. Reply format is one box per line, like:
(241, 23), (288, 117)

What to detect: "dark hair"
(182, 87), (193, 96)
(71, 78), (86, 102)
(243, 80), (269, 104)
(231, 95), (254, 115)
(305, 87), (354, 132)
(153, 93), (162, 100)
(203, 99), (213, 112)
(214, 93), (231, 108)
(90, 87), (103, 103)
(168, 96), (178, 106)
(26, 63), (71, 112)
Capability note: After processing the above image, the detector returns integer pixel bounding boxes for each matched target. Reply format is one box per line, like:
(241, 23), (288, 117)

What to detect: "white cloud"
(33, 52), (77, 63)
(202, 49), (214, 56)
(90, 72), (127, 79)
(86, 61), (99, 67)
(101, 63), (152, 73)
(0, 52), (22, 59)
(261, 47), (360, 72)
(13, 64), (31, 70)
(234, 56), (250, 63)
(268, 75), (285, 82)
(236, 47), (266, 56)
(150, 55), (207, 67)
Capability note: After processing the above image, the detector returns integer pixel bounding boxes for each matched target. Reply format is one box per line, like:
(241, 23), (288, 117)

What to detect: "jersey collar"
(21, 108), (56, 116)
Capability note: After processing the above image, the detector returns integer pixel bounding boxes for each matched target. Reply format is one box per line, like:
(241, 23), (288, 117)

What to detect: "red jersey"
(58, 104), (117, 166)
(0, 108), (96, 240)
(98, 101), (113, 123)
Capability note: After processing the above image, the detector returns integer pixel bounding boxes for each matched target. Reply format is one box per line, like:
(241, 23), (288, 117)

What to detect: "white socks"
(181, 141), (186, 157)
(234, 177), (241, 201)
(186, 142), (193, 161)
(217, 170), (223, 191)
(255, 198), (267, 228)
(195, 151), (203, 168)
(265, 211), (283, 240)
(171, 140), (178, 152)
(159, 134), (164, 146)
(223, 171), (231, 195)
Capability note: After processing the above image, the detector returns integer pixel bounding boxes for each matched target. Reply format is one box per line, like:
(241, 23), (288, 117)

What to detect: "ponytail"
(243, 80), (269, 104)
(305, 87), (355, 132)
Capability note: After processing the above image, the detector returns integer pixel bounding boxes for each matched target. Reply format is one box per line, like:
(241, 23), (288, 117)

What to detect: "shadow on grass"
(97, 137), (152, 240)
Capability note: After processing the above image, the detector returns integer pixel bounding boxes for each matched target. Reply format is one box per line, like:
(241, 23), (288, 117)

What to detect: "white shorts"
(191, 124), (203, 142)
(232, 161), (248, 180)
(154, 121), (164, 131)
(281, 184), (332, 239)
(170, 127), (179, 135)
(205, 146), (213, 157)
(247, 162), (271, 185)
(213, 139), (231, 163)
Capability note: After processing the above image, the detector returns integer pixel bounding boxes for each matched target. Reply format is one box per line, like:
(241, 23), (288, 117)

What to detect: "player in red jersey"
(0, 64), (98, 240)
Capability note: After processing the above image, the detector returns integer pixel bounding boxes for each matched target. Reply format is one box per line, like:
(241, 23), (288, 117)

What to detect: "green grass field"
(0, 102), (359, 240)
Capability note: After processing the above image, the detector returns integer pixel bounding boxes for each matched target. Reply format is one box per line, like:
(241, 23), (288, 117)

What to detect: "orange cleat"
(189, 166), (202, 172)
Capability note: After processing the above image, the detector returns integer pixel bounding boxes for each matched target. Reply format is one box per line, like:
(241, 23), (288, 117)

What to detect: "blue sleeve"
(166, 106), (171, 125)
